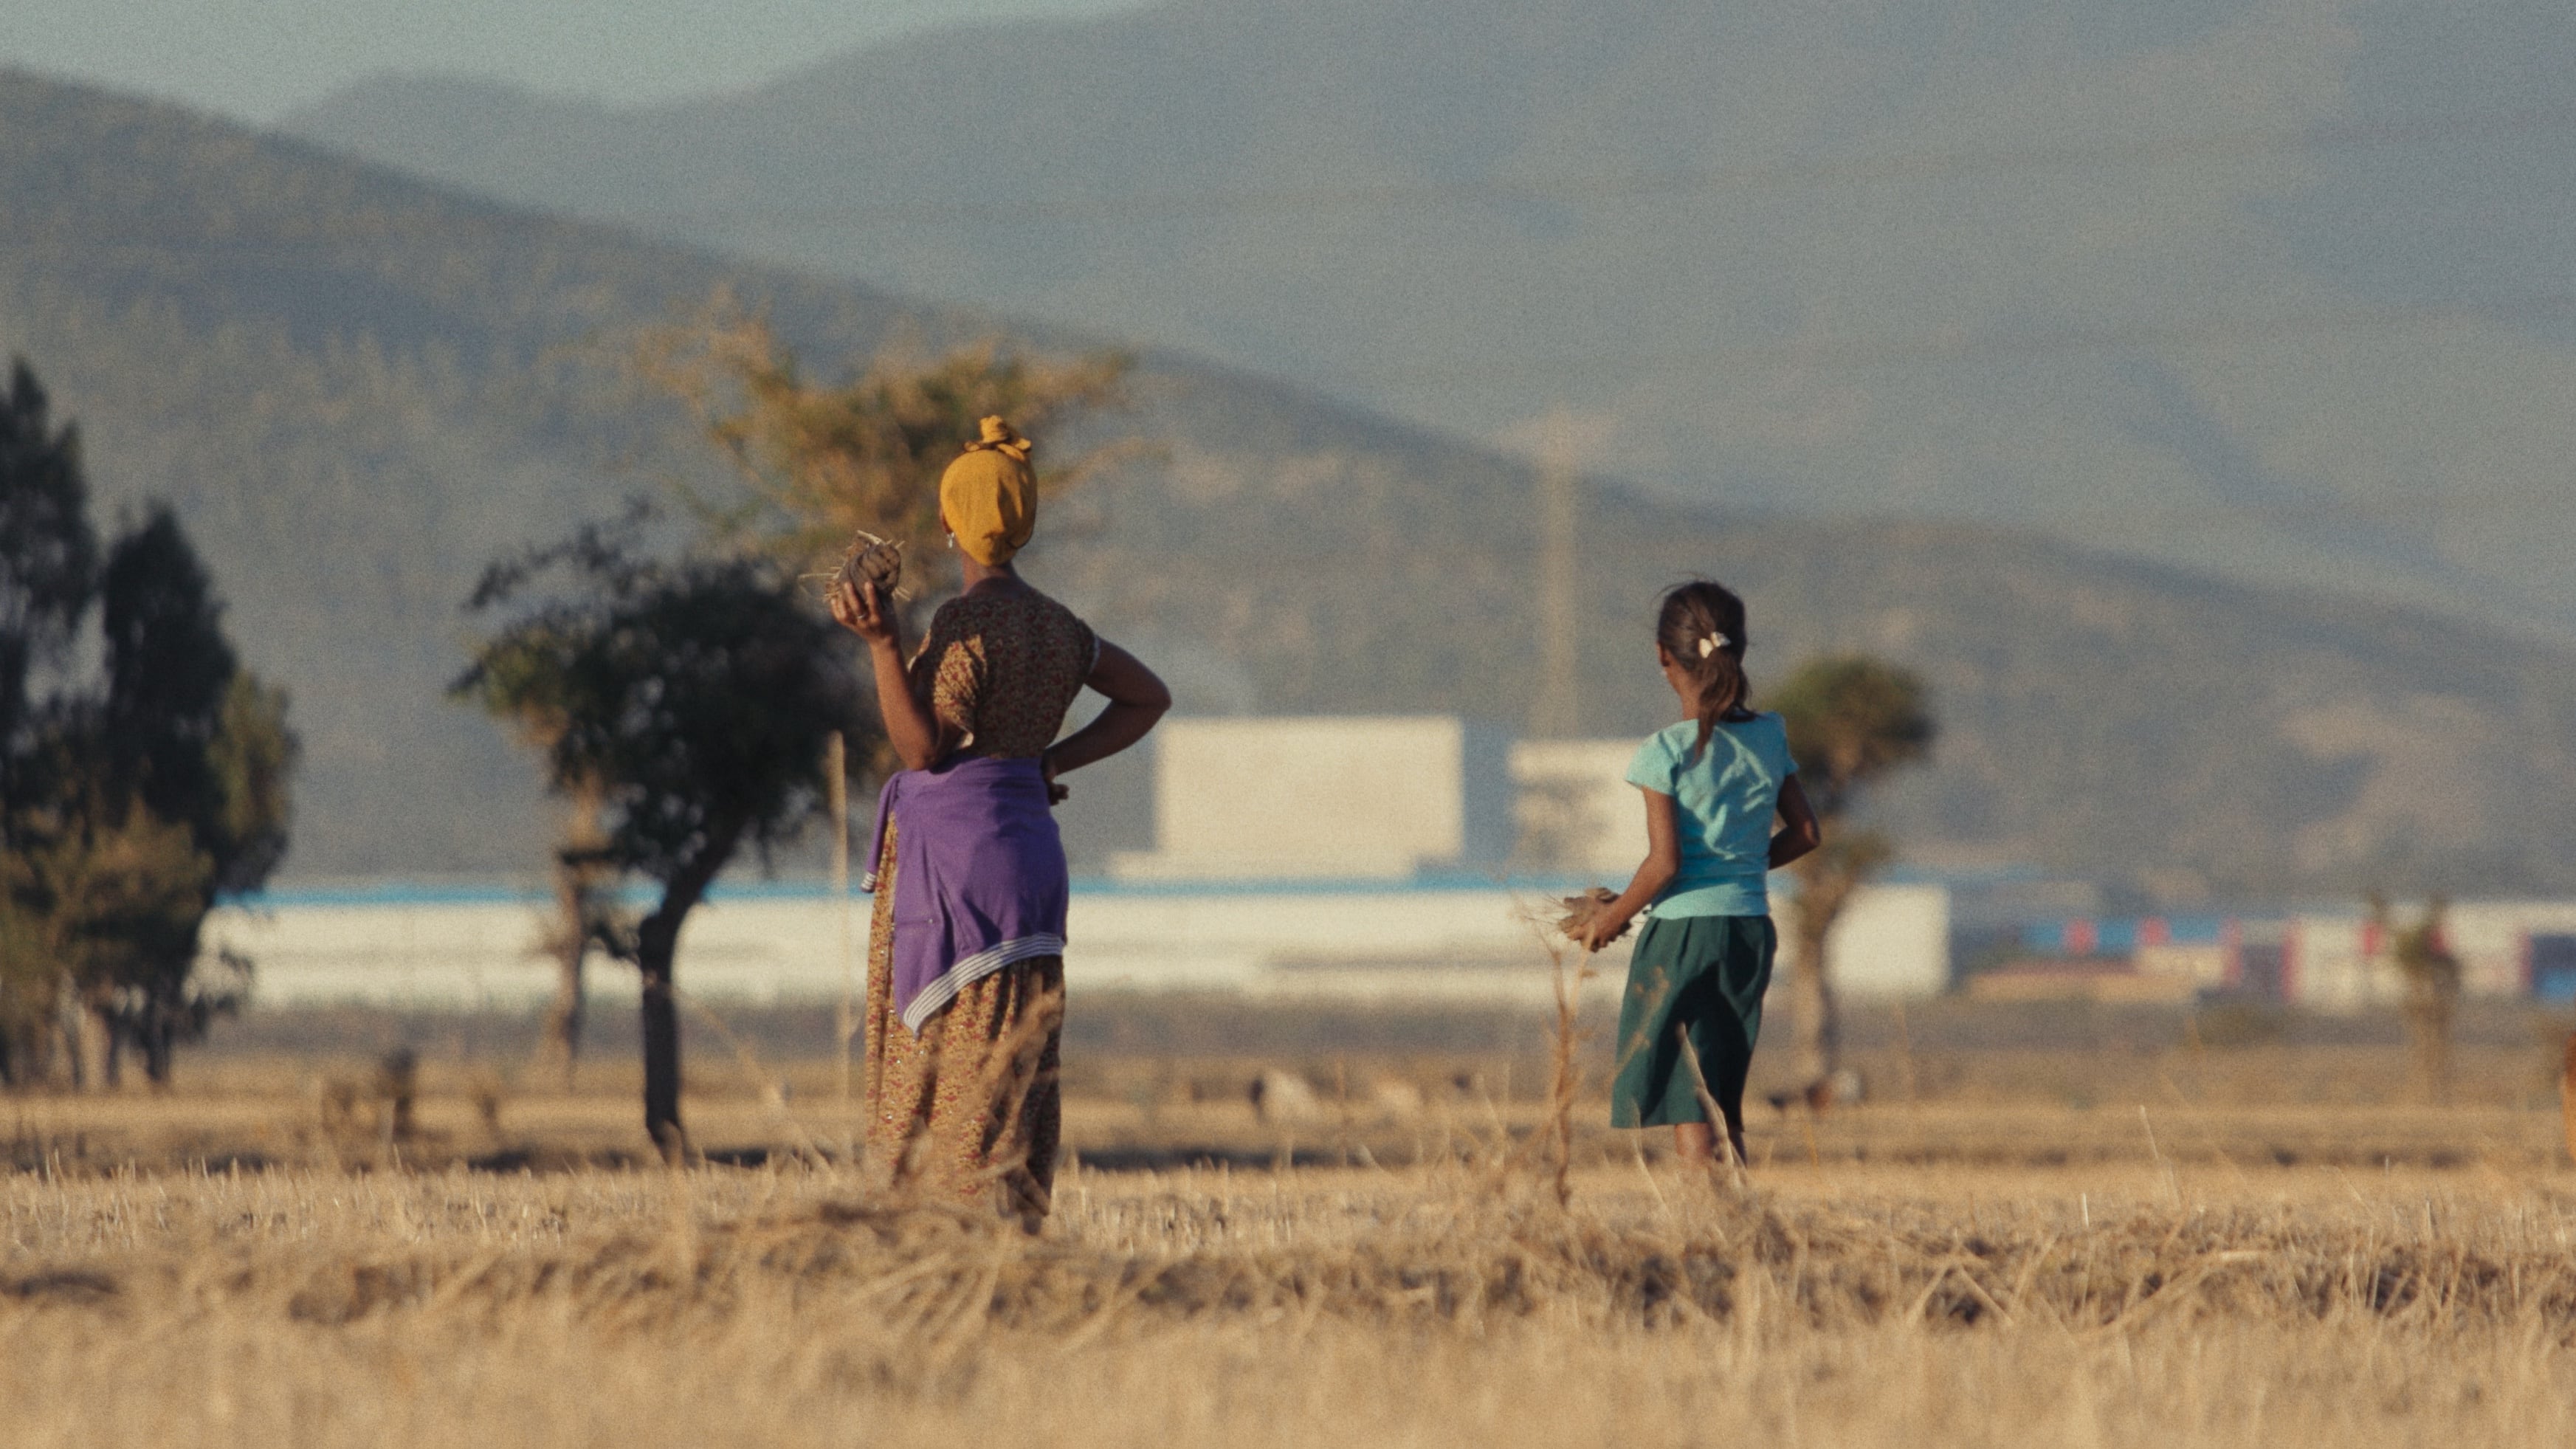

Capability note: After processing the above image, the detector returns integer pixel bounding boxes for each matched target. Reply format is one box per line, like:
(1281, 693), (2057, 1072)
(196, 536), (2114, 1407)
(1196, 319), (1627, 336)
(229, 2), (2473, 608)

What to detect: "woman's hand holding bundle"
(830, 579), (900, 651)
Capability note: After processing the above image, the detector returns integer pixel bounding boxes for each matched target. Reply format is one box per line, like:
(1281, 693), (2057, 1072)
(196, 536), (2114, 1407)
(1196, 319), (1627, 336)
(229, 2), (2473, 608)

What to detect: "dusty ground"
(5, 1145), (2576, 1447)
(6, 1005), (2576, 1446)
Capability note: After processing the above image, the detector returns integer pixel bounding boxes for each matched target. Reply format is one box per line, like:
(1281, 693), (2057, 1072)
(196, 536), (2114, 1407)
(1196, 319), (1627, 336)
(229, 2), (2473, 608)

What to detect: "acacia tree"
(1771, 655), (1935, 1091)
(639, 307), (1133, 588)
(456, 515), (855, 1160)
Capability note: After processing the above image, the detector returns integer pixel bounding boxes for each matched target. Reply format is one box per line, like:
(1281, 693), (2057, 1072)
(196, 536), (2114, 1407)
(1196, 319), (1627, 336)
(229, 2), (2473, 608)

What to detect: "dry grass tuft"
(10, 1042), (2576, 1445)
(6, 1152), (2576, 1445)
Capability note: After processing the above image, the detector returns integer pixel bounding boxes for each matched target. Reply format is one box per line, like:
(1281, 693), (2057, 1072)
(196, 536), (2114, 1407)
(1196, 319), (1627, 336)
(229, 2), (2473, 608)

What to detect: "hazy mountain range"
(283, 0), (2576, 646)
(7, 69), (2576, 903)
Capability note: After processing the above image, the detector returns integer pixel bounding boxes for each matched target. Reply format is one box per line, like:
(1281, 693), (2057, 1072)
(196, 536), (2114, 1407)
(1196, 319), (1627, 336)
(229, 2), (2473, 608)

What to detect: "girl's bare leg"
(1674, 1119), (1749, 1166)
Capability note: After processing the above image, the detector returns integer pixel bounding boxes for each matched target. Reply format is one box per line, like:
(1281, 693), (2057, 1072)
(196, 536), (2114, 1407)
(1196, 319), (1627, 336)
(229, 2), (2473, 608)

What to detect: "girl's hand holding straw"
(1557, 887), (1637, 954)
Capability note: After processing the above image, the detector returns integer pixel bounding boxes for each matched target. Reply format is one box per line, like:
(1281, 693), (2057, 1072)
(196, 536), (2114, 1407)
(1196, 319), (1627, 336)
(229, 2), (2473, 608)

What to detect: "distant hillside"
(284, 0), (2576, 643)
(1054, 444), (2576, 900)
(8, 70), (2576, 901)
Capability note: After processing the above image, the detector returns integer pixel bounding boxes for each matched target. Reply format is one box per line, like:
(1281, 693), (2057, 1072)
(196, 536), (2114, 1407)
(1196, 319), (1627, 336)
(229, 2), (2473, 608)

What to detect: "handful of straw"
(1554, 887), (1633, 946)
(826, 529), (906, 602)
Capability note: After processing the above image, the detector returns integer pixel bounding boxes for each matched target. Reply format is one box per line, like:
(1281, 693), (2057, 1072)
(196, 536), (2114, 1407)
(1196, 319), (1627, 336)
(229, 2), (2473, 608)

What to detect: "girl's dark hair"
(1656, 580), (1754, 758)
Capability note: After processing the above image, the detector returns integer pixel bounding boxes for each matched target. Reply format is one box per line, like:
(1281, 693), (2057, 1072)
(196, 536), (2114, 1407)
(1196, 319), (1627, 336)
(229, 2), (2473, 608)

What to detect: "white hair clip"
(1698, 633), (1729, 658)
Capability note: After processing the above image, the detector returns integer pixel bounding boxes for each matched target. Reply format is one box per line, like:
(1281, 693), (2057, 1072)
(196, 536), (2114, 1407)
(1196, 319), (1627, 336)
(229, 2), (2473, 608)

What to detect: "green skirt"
(1610, 914), (1775, 1129)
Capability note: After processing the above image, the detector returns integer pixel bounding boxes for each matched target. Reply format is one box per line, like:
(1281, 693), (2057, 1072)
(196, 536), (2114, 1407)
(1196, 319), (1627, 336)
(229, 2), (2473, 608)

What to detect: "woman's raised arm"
(831, 579), (951, 771)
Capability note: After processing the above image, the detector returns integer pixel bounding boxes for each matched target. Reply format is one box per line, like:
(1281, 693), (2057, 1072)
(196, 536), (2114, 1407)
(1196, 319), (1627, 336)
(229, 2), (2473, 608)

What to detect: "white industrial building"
(204, 876), (1952, 1013)
(1112, 716), (1515, 881)
(204, 715), (1954, 1011)
(2281, 901), (2576, 1011)
(1509, 737), (1645, 876)
(1780, 884), (1950, 1000)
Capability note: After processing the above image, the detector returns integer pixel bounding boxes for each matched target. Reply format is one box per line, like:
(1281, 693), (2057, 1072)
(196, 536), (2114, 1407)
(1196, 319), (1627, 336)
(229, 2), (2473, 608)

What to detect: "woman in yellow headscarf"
(830, 416), (1169, 1229)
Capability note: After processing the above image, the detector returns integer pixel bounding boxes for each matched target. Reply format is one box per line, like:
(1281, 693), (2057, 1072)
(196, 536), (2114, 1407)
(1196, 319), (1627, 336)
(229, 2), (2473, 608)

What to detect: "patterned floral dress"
(864, 584), (1095, 1224)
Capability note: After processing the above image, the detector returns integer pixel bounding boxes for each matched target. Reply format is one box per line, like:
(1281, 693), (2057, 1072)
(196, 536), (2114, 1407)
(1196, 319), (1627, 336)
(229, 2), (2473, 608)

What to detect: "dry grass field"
(7, 999), (2576, 1447)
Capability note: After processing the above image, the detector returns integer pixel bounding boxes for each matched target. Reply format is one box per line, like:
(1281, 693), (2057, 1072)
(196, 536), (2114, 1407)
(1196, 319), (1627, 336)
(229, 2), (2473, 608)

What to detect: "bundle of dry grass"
(828, 529), (905, 602)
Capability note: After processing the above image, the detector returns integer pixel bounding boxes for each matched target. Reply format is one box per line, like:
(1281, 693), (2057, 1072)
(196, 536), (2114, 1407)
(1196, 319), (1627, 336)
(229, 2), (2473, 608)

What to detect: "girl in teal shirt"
(1578, 581), (1820, 1169)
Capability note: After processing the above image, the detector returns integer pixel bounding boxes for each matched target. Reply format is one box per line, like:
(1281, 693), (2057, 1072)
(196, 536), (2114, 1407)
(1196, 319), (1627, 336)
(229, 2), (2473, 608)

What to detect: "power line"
(1529, 412), (1582, 740)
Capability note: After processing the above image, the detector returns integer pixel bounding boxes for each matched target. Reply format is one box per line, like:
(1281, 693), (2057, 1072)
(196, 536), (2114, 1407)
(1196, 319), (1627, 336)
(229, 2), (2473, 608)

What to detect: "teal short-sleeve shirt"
(1624, 713), (1797, 918)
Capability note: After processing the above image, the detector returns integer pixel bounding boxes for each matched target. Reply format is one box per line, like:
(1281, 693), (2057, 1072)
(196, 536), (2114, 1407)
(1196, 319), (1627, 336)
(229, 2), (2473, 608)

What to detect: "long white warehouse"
(203, 878), (1950, 1011)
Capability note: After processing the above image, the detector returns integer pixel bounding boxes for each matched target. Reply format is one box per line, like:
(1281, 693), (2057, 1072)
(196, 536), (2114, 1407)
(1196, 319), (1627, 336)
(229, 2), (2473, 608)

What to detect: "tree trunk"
(545, 954), (587, 1088)
(636, 912), (686, 1163)
(1785, 912), (1838, 1090)
(542, 782), (606, 1089)
(72, 1002), (114, 1092)
(1785, 861), (1853, 1090)
(1783, 833), (1885, 1092)
(142, 1020), (173, 1087)
(634, 827), (736, 1164)
(2406, 984), (2455, 1105)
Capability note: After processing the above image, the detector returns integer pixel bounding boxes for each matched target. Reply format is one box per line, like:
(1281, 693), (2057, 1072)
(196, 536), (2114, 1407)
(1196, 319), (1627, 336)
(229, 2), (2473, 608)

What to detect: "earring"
(945, 532), (956, 551)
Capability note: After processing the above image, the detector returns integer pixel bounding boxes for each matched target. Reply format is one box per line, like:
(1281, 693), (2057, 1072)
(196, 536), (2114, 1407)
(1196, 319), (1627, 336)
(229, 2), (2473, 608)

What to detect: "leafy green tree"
(207, 673), (297, 900)
(0, 358), (97, 1082)
(13, 804), (223, 1085)
(80, 509), (293, 1079)
(1771, 655), (1935, 1090)
(0, 359), (96, 836)
(98, 509), (237, 836)
(457, 515), (856, 1159)
(0, 366), (294, 1087)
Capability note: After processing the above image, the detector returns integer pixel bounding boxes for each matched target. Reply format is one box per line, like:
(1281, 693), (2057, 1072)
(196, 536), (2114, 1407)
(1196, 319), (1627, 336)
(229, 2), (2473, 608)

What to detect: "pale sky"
(0, 0), (1141, 122)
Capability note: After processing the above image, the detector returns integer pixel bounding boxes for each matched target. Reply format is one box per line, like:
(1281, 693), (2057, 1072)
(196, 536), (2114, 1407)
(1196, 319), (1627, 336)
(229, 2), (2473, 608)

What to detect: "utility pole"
(829, 732), (855, 1106)
(1530, 410), (1582, 740)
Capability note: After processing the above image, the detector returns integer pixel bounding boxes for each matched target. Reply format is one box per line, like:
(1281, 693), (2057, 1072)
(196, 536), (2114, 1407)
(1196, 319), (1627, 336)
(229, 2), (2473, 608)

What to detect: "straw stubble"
(4, 1153), (2576, 1445)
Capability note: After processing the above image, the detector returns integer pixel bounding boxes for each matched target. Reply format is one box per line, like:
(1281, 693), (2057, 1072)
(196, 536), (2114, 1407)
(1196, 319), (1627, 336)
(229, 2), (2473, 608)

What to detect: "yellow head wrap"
(938, 416), (1037, 566)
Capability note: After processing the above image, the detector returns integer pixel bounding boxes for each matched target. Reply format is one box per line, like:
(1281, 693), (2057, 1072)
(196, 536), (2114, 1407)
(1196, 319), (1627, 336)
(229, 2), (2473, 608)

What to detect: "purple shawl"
(863, 754), (1069, 1033)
